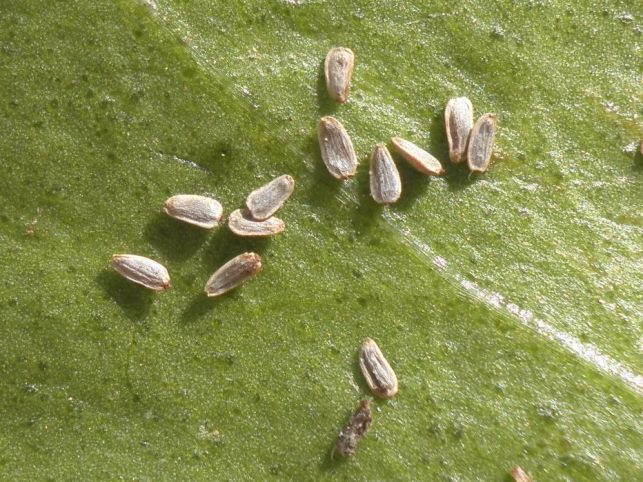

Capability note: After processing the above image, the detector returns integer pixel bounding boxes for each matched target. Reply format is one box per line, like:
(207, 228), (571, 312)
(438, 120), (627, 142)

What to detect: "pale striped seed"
(318, 116), (358, 180)
(467, 113), (497, 173)
(510, 466), (533, 482)
(246, 174), (295, 221)
(228, 209), (285, 237)
(163, 194), (223, 229)
(445, 97), (474, 163)
(204, 252), (262, 297)
(334, 399), (372, 458)
(324, 47), (355, 103)
(110, 254), (170, 291)
(369, 144), (401, 205)
(359, 337), (398, 399)
(391, 137), (445, 176)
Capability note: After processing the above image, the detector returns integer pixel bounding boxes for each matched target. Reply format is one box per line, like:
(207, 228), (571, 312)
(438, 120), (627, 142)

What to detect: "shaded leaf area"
(0, 0), (640, 480)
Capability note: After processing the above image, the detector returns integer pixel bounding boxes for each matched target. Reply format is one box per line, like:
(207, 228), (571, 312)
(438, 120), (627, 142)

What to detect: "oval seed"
(318, 116), (358, 180)
(359, 338), (398, 399)
(204, 252), (262, 297)
(445, 97), (474, 163)
(369, 144), (401, 205)
(334, 399), (372, 458)
(324, 47), (355, 103)
(110, 254), (170, 291)
(245, 174), (295, 221)
(467, 113), (497, 173)
(163, 194), (223, 229)
(391, 137), (445, 176)
(228, 209), (285, 237)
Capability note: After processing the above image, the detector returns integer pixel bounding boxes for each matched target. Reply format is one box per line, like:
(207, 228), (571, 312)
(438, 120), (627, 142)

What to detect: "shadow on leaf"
(393, 155), (433, 212)
(144, 212), (209, 263)
(303, 132), (343, 210)
(96, 270), (154, 322)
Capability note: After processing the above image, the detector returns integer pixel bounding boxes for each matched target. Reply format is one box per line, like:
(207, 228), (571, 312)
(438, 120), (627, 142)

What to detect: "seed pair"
(334, 338), (398, 458)
(445, 96), (497, 173)
(229, 174), (294, 237)
(110, 250), (262, 298)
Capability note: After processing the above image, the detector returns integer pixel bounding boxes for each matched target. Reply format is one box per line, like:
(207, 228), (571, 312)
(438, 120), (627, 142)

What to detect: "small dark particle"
(334, 399), (372, 458)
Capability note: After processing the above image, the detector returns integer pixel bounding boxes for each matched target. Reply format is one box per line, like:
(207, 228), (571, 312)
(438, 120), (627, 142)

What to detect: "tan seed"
(334, 399), (372, 458)
(324, 47), (355, 103)
(245, 174), (295, 221)
(204, 252), (262, 297)
(359, 337), (398, 399)
(445, 97), (474, 163)
(228, 209), (285, 237)
(163, 194), (223, 229)
(370, 144), (401, 205)
(318, 116), (358, 180)
(510, 466), (533, 482)
(391, 137), (445, 176)
(467, 113), (497, 173)
(110, 254), (170, 291)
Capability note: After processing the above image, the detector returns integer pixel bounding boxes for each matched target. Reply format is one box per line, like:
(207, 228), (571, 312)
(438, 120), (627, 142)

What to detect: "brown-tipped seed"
(163, 194), (223, 229)
(445, 97), (474, 163)
(204, 252), (262, 297)
(510, 466), (533, 482)
(324, 47), (355, 103)
(334, 399), (372, 458)
(245, 174), (295, 221)
(467, 113), (497, 173)
(370, 144), (401, 205)
(318, 116), (358, 179)
(110, 254), (170, 291)
(391, 137), (445, 176)
(359, 338), (398, 399)
(228, 209), (285, 237)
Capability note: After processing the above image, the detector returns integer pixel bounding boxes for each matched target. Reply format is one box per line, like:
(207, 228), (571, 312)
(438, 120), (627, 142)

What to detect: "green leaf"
(1, 0), (641, 479)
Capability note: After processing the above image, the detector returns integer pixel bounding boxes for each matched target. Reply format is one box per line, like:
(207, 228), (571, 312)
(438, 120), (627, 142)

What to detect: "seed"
(445, 97), (474, 163)
(228, 209), (285, 237)
(110, 254), (170, 291)
(390, 137), (445, 176)
(359, 337), (398, 399)
(334, 399), (372, 458)
(510, 466), (533, 482)
(370, 144), (401, 205)
(467, 113), (497, 173)
(324, 47), (355, 103)
(318, 116), (358, 180)
(163, 194), (223, 229)
(246, 174), (295, 221)
(204, 252), (262, 297)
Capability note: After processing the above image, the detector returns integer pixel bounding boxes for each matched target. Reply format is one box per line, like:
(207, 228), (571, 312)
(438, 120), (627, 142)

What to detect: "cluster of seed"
(109, 46), (502, 464)
(322, 46), (496, 458)
(321, 47), (498, 205)
(110, 175), (294, 296)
